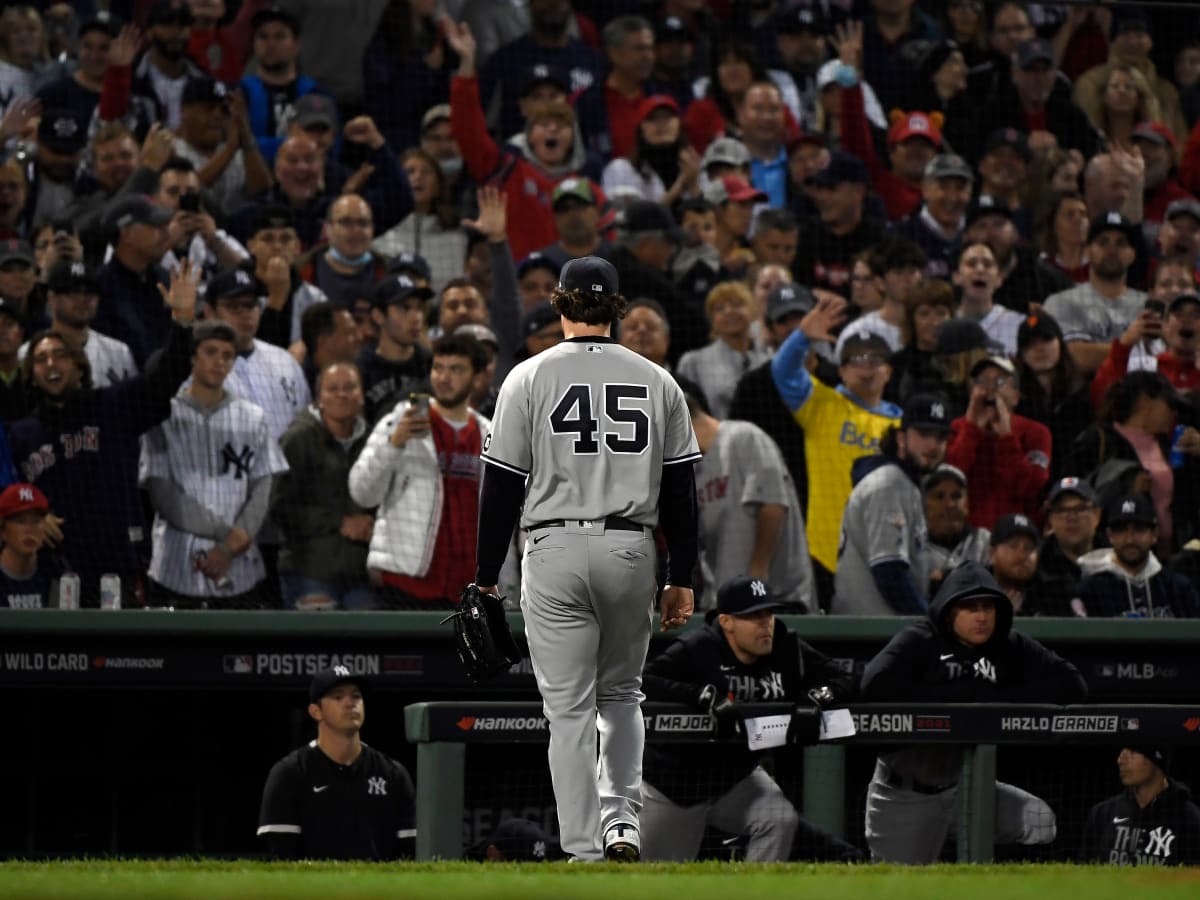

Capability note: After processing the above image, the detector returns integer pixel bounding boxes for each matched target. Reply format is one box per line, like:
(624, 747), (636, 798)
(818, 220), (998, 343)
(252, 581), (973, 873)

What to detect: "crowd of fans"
(0, 0), (1199, 616)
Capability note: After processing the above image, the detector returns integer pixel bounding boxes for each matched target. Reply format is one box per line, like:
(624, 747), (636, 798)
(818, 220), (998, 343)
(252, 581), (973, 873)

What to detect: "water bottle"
(58, 574), (80, 610)
(100, 574), (122, 610)
(1169, 424), (1186, 470)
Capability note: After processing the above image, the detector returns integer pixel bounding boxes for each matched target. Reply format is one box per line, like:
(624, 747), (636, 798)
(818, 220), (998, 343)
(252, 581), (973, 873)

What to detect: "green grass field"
(0, 861), (1197, 900)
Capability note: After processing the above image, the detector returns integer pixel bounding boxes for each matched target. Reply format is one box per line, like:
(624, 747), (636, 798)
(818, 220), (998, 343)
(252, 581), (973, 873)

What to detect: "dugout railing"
(404, 700), (1200, 863)
(2, 611), (1200, 856)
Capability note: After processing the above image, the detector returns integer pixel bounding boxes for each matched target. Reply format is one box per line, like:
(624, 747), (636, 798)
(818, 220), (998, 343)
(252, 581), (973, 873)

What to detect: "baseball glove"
(440, 584), (521, 683)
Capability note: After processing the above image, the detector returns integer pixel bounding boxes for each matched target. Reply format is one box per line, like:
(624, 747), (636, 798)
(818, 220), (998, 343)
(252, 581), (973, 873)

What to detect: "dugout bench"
(404, 700), (1200, 863)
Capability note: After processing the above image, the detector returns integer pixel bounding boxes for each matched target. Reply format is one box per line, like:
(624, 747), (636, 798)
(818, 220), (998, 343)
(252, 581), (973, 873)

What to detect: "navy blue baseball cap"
(776, 5), (829, 36)
(805, 149), (868, 187)
(990, 513), (1040, 547)
(1125, 745), (1172, 772)
(309, 666), (368, 703)
(522, 302), (561, 338)
(79, 13), (119, 39)
(147, 0), (193, 27)
(935, 318), (990, 355)
(386, 251), (432, 283)
(966, 193), (1014, 228)
(1087, 210), (1140, 246)
(519, 63), (569, 98)
(251, 6), (301, 36)
(466, 817), (560, 861)
(251, 203), (296, 234)
(621, 200), (684, 242)
(46, 260), (100, 294)
(654, 15), (690, 43)
(1106, 493), (1157, 527)
(182, 76), (229, 106)
(373, 274), (434, 309)
(559, 256), (619, 297)
(717, 576), (786, 616)
(902, 393), (953, 433)
(1047, 476), (1098, 506)
(517, 252), (560, 279)
(207, 267), (264, 303)
(105, 194), (173, 230)
(38, 109), (87, 154)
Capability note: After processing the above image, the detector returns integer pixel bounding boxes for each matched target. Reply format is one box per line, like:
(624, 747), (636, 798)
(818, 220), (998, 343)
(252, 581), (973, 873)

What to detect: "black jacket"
(610, 245), (708, 363)
(642, 617), (853, 804)
(1027, 535), (1085, 617)
(885, 346), (949, 412)
(994, 247), (1072, 314)
(860, 561), (1088, 703)
(980, 85), (1102, 162)
(1014, 374), (1093, 482)
(1081, 782), (1200, 866)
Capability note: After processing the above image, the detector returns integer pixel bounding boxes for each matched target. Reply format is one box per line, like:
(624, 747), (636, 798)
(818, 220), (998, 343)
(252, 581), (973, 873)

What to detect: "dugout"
(0, 610), (1198, 859)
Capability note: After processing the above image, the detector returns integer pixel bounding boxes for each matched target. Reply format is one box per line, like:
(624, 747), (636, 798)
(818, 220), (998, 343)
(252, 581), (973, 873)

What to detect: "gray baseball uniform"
(1043, 282), (1146, 344)
(832, 459), (930, 615)
(140, 392), (288, 597)
(695, 420), (813, 611)
(481, 334), (700, 861)
(923, 527), (991, 581)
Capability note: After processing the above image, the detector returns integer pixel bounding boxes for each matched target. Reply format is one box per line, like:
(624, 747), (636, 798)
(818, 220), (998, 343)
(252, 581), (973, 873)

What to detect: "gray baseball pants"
(640, 767), (800, 861)
(864, 758), (1057, 862)
(520, 520), (657, 861)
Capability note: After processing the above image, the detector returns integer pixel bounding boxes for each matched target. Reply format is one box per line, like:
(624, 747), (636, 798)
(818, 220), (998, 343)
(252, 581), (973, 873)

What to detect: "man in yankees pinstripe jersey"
(206, 268), (310, 438)
(139, 320), (288, 608)
(41, 261), (137, 387)
(207, 267), (310, 603)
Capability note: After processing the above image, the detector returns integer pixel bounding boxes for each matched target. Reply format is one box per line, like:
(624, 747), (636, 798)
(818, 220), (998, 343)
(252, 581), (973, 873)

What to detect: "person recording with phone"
(34, 218), (84, 276)
(349, 333), (496, 610)
(154, 157), (249, 282)
(945, 356), (1052, 529)
(1091, 288), (1200, 407)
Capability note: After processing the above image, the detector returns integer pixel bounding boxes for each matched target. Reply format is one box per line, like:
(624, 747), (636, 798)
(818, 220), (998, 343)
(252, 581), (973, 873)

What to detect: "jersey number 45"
(549, 384), (650, 455)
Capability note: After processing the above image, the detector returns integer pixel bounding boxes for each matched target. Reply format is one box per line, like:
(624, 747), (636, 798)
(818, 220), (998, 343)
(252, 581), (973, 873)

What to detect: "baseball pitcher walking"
(474, 256), (701, 861)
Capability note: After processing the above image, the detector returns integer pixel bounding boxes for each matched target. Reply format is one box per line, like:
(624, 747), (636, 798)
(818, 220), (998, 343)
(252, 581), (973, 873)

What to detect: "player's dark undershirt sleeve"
(658, 462), (698, 588)
(475, 463), (526, 587)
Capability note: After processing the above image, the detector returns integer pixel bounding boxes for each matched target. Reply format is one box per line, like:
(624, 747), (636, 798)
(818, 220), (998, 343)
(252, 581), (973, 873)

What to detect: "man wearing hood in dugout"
(859, 561), (1088, 863)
